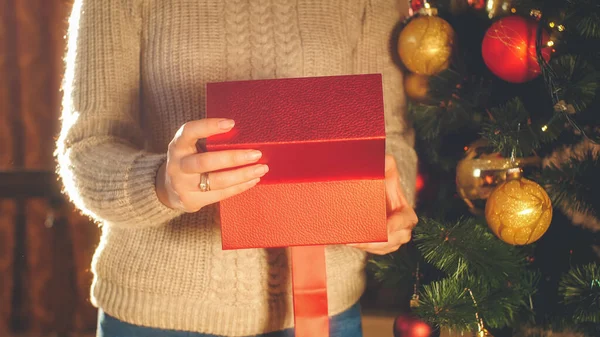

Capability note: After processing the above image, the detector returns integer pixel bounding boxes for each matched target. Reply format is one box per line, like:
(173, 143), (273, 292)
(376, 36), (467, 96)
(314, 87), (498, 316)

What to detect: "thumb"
(385, 155), (403, 212)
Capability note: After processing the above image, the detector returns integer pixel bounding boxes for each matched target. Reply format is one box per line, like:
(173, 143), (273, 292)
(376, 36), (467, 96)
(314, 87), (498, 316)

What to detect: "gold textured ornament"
(456, 140), (540, 215)
(404, 73), (430, 101)
(398, 14), (455, 75)
(485, 172), (553, 245)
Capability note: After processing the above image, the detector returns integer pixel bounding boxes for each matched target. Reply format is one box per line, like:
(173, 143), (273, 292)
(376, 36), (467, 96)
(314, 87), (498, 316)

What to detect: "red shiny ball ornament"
(410, 0), (425, 12)
(393, 314), (434, 337)
(482, 15), (552, 83)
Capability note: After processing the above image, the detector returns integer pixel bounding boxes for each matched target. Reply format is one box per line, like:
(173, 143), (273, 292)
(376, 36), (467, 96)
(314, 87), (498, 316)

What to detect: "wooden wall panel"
(0, 0), (20, 334)
(1, 0), (103, 334)
(0, 202), (16, 335)
(16, 0), (59, 170)
(14, 0), (60, 332)
(67, 211), (100, 332)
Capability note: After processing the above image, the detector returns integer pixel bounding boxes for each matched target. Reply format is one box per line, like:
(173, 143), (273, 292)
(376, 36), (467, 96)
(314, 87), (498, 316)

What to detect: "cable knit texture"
(56, 0), (416, 336)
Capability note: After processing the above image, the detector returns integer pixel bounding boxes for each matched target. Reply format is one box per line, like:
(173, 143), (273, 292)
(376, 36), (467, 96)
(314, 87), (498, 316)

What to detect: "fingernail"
(218, 119), (235, 130)
(247, 150), (262, 161)
(254, 165), (269, 176)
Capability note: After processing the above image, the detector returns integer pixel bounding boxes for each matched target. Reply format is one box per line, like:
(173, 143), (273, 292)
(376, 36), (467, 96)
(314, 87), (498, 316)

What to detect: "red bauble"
(410, 0), (425, 12)
(394, 314), (437, 337)
(482, 16), (552, 83)
(468, 0), (486, 10)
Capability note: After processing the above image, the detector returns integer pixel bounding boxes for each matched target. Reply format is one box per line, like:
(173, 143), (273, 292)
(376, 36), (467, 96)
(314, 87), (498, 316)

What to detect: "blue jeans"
(97, 302), (363, 337)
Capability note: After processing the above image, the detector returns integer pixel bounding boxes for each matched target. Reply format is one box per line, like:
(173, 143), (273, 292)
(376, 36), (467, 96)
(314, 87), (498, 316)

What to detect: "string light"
(511, 8), (516, 13)
(549, 22), (556, 28)
(558, 25), (565, 32)
(547, 41), (555, 47)
(541, 125), (548, 132)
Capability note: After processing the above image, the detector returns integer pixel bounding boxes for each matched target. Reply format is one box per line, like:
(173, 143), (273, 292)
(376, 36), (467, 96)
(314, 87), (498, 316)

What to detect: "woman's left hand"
(348, 155), (418, 255)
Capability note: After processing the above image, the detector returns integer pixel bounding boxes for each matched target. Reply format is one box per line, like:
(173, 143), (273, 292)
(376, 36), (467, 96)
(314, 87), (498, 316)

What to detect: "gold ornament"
(485, 173), (553, 245)
(398, 13), (455, 75)
(456, 140), (540, 215)
(404, 73), (430, 101)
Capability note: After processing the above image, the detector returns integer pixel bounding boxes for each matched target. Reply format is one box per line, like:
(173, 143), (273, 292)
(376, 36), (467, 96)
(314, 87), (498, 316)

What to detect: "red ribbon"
(291, 245), (329, 337)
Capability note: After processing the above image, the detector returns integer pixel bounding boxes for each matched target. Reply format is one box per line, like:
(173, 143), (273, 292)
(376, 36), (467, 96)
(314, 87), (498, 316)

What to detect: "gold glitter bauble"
(456, 140), (540, 215)
(404, 73), (430, 101)
(485, 177), (553, 245)
(398, 15), (455, 75)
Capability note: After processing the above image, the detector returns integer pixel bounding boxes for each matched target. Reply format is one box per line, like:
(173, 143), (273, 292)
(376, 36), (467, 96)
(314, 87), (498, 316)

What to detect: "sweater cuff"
(123, 152), (184, 227)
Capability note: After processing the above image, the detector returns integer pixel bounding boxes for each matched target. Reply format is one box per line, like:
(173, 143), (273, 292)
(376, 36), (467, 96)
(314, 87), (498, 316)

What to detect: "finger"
(196, 177), (261, 205)
(347, 228), (412, 255)
(204, 164), (269, 190)
(387, 229), (412, 246)
(170, 119), (236, 154)
(387, 212), (418, 232)
(385, 154), (399, 180)
(179, 149), (263, 173)
(384, 155), (405, 212)
(347, 242), (400, 255)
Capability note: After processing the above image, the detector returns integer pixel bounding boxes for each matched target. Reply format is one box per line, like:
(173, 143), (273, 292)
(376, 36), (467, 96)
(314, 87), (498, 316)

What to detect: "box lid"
(206, 74), (385, 183)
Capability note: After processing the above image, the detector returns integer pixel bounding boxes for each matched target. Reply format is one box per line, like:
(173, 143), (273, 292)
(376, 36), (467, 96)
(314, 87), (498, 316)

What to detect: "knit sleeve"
(354, 0), (419, 206)
(56, 0), (183, 228)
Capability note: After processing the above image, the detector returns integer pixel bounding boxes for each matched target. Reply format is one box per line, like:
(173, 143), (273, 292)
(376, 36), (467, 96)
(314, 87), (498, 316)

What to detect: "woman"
(56, 0), (419, 336)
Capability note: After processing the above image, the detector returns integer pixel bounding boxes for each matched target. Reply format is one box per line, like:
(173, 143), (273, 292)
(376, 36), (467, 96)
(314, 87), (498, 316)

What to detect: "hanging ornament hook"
(410, 262), (421, 308)
(466, 288), (492, 337)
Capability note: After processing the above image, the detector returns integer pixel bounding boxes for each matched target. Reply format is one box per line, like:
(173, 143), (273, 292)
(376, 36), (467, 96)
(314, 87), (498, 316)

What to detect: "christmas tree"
(370, 0), (600, 336)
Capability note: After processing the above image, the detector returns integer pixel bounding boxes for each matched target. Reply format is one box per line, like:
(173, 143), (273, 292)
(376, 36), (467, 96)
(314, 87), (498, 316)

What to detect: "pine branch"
(549, 55), (599, 113)
(414, 217), (527, 284)
(480, 98), (547, 157)
(537, 151), (600, 218)
(414, 274), (535, 331)
(414, 278), (479, 332)
(559, 263), (600, 323)
(565, 0), (600, 39)
(368, 246), (415, 288)
(410, 69), (486, 141)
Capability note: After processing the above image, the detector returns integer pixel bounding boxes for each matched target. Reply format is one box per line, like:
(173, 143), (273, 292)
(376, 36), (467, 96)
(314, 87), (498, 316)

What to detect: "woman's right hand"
(156, 118), (268, 212)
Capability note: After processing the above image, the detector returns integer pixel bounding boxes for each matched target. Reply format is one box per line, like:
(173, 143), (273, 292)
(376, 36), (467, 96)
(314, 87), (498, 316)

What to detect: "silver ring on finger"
(199, 172), (211, 192)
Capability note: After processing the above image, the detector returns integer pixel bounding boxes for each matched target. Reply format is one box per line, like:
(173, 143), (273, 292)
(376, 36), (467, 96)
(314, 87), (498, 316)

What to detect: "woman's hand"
(348, 155), (418, 255)
(156, 118), (269, 212)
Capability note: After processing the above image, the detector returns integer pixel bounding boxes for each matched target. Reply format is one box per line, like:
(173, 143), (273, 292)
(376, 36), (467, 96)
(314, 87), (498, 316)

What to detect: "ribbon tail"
(291, 245), (329, 337)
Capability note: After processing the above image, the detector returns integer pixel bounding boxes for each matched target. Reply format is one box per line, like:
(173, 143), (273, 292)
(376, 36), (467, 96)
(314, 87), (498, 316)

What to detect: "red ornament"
(481, 15), (552, 83)
(394, 314), (436, 337)
(410, 0), (425, 12)
(468, 0), (486, 10)
(416, 174), (425, 193)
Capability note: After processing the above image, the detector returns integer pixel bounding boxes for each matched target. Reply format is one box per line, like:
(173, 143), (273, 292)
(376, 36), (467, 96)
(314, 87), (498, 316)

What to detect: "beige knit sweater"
(56, 0), (417, 336)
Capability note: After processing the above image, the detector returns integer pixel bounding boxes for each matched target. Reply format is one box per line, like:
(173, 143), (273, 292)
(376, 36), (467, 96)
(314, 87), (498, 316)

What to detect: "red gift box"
(206, 74), (387, 336)
(206, 74), (388, 249)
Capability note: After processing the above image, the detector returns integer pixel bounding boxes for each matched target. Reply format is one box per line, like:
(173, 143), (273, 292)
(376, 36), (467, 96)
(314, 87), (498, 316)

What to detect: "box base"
(219, 179), (387, 249)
